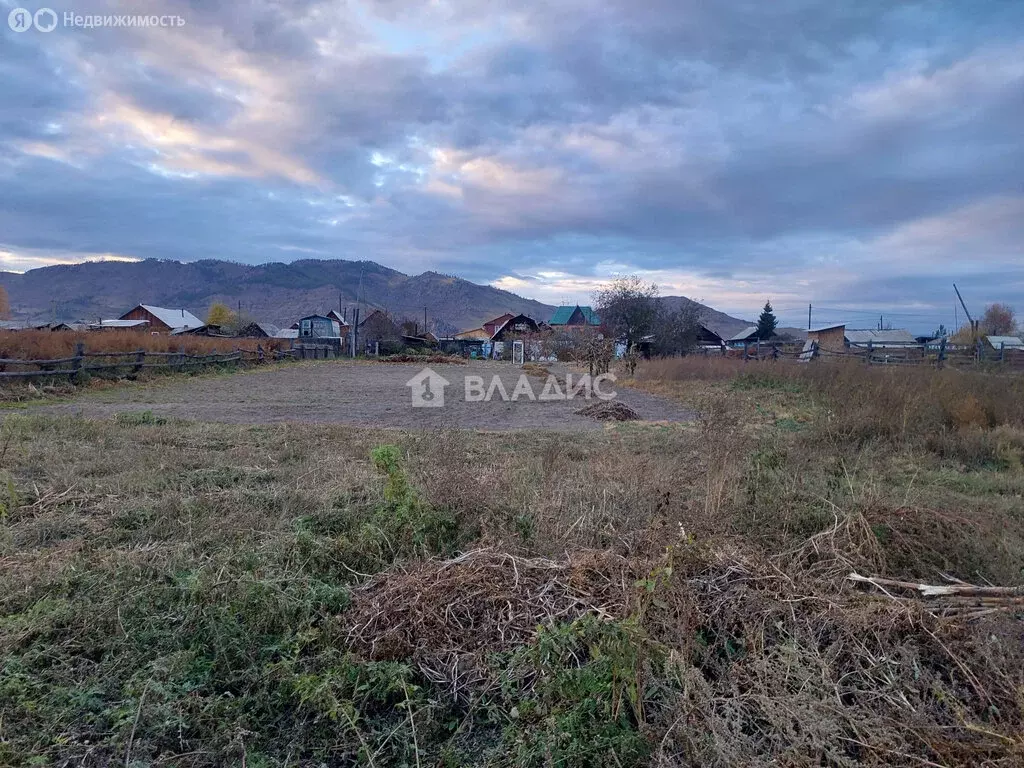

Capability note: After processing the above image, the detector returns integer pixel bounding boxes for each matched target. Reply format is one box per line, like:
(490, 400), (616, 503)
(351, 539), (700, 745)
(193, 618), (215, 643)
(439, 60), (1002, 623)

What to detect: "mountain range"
(0, 258), (766, 337)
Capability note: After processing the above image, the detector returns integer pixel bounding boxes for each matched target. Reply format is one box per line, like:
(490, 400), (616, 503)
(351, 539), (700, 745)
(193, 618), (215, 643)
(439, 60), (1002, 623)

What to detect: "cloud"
(0, 0), (1022, 330)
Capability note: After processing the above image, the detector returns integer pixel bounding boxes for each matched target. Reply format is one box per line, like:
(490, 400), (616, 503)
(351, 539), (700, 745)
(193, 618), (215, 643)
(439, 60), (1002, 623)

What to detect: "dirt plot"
(27, 360), (693, 430)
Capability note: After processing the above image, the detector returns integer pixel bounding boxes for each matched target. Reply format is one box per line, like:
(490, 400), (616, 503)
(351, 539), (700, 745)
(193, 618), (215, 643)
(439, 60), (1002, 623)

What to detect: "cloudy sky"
(1, 1), (1022, 330)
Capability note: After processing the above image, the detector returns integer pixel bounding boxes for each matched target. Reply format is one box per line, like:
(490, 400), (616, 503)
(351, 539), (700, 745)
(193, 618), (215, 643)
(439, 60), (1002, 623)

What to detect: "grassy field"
(0, 359), (1022, 766)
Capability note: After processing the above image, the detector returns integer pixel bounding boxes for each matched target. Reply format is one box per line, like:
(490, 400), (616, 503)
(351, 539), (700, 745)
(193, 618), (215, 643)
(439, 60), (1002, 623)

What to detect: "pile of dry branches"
(848, 573), (1024, 620)
(345, 548), (648, 697)
(341, 512), (1024, 765)
(575, 401), (641, 421)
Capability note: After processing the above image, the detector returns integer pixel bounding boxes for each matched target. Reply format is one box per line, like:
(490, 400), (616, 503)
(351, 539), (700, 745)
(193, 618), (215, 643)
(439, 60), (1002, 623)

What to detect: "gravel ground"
(23, 360), (694, 431)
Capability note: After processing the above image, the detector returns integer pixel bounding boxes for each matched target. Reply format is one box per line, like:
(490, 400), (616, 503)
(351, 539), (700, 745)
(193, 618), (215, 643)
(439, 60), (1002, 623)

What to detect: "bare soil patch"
(25, 359), (692, 430)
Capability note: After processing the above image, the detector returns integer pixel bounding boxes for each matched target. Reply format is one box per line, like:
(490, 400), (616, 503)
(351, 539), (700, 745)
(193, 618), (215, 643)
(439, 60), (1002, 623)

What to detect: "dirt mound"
(575, 400), (641, 421)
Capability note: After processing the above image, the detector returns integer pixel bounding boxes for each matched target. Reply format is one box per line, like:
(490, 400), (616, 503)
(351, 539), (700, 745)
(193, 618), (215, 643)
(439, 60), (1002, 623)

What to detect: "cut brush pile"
(339, 511), (1024, 767)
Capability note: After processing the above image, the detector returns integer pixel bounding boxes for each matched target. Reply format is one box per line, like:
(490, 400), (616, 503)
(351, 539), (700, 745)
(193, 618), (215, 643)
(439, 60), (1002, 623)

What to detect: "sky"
(1, 1), (1022, 332)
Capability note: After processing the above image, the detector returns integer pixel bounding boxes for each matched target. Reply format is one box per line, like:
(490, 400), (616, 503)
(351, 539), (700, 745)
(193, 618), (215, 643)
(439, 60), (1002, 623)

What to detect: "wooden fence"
(698, 339), (1024, 371)
(0, 343), (298, 379)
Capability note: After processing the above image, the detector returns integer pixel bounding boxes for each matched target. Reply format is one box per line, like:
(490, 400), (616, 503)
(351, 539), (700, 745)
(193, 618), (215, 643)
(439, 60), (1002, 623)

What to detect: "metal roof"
(987, 335), (1024, 348)
(454, 327), (489, 340)
(549, 305), (600, 325)
(728, 326), (759, 341)
(844, 329), (916, 344)
(93, 319), (150, 328)
(274, 328), (299, 339)
(809, 323), (846, 333)
(137, 305), (203, 330)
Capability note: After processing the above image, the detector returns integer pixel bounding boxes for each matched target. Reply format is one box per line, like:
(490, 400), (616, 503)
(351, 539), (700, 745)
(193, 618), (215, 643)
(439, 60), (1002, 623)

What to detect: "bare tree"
(651, 304), (700, 356)
(981, 303), (1016, 336)
(593, 276), (659, 351)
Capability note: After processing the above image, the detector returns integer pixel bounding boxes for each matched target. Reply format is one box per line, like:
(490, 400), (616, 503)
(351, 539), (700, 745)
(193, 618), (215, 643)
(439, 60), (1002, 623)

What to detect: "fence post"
(976, 338), (984, 363)
(1000, 342), (1005, 362)
(133, 349), (145, 375)
(72, 342), (85, 377)
(866, 340), (873, 364)
(937, 337), (946, 369)
(742, 343), (749, 362)
(177, 345), (185, 372)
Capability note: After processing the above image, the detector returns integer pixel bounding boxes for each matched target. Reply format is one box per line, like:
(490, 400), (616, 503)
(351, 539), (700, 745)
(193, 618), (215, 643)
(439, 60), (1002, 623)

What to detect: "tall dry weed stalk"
(695, 392), (748, 522)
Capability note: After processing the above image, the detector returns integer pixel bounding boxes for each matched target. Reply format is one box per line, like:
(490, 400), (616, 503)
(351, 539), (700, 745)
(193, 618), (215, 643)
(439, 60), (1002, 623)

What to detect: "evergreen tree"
(756, 300), (777, 340)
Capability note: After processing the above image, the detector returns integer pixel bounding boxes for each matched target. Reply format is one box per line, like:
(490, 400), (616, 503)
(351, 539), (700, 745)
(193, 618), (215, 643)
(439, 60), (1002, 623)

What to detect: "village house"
(295, 314), (344, 339)
(986, 335), (1024, 352)
(807, 324), (916, 352)
(236, 322), (280, 338)
(326, 309), (350, 330)
(727, 326), (760, 346)
(117, 304), (204, 334)
(88, 319), (151, 331)
(357, 309), (402, 354)
(549, 305), (600, 327)
(490, 313), (540, 341)
(483, 313), (515, 337)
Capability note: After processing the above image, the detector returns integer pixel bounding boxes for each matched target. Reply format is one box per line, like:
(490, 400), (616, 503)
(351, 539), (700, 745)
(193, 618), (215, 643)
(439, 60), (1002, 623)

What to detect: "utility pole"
(953, 283), (977, 340)
(423, 306), (427, 335)
(807, 303), (812, 331)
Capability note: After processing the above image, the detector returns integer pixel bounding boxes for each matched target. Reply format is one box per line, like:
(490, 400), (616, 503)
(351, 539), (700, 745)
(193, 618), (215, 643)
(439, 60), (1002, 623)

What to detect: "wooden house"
(358, 309), (402, 354)
(806, 324), (847, 352)
(296, 314), (343, 339)
(490, 314), (540, 341)
(118, 304), (203, 333)
(236, 322), (280, 338)
(549, 305), (600, 328)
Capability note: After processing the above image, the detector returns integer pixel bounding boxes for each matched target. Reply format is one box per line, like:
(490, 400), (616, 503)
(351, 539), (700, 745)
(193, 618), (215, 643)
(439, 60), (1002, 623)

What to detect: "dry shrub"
(946, 393), (994, 430)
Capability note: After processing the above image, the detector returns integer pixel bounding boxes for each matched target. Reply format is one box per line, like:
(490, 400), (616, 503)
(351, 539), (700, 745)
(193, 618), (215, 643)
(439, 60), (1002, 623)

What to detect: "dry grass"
(0, 355), (1022, 765)
(0, 329), (286, 360)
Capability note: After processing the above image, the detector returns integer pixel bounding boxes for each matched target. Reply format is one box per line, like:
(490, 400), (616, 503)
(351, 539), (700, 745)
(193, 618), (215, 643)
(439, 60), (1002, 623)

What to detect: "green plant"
(115, 410), (168, 426)
(496, 616), (669, 767)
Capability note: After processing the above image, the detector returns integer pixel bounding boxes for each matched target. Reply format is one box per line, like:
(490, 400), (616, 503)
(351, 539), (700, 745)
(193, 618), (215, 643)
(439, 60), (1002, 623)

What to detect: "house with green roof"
(549, 305), (600, 327)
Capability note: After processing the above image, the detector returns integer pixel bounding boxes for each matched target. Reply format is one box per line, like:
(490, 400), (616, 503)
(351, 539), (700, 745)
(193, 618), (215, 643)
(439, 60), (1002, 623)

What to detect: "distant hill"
(0, 259), (554, 334)
(0, 257), (798, 338)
